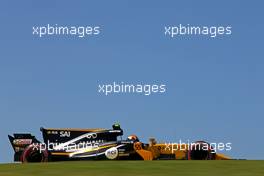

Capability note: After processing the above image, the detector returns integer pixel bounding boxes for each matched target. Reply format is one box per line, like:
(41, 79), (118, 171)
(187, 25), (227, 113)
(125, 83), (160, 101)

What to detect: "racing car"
(8, 123), (230, 162)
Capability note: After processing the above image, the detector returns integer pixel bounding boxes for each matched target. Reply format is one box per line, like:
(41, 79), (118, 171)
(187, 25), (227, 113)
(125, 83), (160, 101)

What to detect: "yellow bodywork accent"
(51, 152), (70, 156)
(136, 150), (154, 160)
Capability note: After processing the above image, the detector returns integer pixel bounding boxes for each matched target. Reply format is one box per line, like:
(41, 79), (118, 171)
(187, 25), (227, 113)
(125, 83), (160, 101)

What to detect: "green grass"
(0, 160), (263, 176)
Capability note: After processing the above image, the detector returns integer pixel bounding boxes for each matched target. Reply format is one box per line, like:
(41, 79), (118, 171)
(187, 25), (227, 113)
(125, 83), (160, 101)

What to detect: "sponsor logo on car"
(105, 147), (118, 159)
(13, 139), (32, 146)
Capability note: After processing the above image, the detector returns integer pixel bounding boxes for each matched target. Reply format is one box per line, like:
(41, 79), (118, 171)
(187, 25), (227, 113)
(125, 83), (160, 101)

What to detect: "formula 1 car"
(8, 124), (230, 162)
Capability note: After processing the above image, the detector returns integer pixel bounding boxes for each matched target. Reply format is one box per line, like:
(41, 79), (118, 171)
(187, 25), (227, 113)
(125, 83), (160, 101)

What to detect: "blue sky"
(0, 1), (263, 162)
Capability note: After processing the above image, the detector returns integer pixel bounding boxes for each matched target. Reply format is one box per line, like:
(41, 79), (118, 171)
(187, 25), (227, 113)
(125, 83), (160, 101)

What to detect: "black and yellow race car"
(8, 124), (230, 162)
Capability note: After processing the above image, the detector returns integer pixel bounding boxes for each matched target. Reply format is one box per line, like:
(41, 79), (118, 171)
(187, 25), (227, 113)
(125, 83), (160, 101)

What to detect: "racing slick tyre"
(21, 144), (49, 163)
(187, 141), (216, 160)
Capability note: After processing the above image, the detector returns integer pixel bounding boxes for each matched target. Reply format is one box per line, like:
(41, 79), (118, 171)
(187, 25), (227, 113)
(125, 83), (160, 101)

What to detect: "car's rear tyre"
(21, 144), (48, 163)
(187, 141), (215, 160)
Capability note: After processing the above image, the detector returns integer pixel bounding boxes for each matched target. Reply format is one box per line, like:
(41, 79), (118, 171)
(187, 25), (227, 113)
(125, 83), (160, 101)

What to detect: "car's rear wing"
(8, 134), (40, 162)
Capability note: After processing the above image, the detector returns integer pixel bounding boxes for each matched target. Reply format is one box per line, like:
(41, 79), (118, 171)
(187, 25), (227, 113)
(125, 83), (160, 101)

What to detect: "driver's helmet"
(127, 135), (139, 142)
